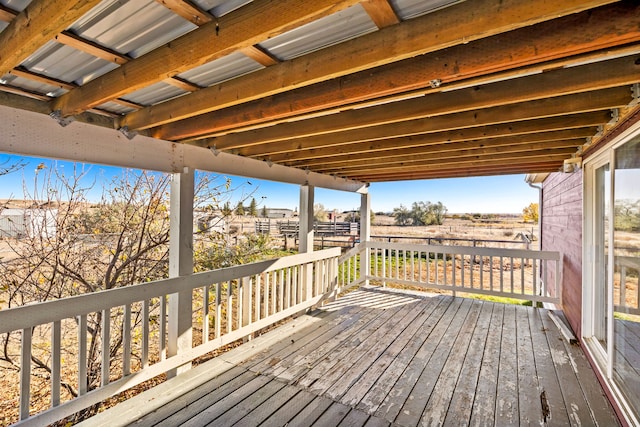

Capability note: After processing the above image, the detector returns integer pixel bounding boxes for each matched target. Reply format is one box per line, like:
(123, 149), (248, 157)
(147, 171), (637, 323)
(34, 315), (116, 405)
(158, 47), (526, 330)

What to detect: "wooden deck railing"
(355, 241), (562, 305)
(0, 248), (341, 426)
(616, 255), (640, 315)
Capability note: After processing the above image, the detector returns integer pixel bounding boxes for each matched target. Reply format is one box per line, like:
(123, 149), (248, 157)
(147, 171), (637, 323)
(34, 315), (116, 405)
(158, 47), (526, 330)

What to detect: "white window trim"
(582, 117), (640, 427)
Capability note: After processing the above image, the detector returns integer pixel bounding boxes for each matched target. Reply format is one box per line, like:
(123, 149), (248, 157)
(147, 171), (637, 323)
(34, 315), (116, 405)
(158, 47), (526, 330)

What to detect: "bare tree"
(0, 166), (240, 423)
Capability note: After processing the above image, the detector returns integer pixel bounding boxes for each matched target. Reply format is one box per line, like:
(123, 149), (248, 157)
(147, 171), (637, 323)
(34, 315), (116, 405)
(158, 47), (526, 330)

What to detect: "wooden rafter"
(9, 68), (75, 91)
(154, 0), (213, 25)
(345, 154), (572, 178)
(0, 0), (103, 78)
(55, 31), (129, 65)
(236, 90), (627, 158)
(353, 162), (564, 181)
(208, 57), (639, 151)
(286, 128), (598, 168)
(51, 0), (362, 116)
(0, 4), (18, 22)
(360, 0), (399, 28)
(314, 143), (582, 173)
(126, 0), (634, 135)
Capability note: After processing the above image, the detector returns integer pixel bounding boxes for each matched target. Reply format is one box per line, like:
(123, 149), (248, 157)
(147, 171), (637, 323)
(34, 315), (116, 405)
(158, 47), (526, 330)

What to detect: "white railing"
(360, 241), (562, 304)
(616, 255), (640, 315)
(0, 247), (341, 426)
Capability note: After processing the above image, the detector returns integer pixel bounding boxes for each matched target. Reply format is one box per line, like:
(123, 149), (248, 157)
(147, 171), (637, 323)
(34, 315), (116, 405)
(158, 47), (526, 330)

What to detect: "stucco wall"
(541, 170), (583, 336)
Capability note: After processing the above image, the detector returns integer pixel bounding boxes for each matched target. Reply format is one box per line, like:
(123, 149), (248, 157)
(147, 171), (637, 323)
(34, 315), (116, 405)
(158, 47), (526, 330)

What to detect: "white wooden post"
(360, 192), (371, 286)
(299, 185), (314, 300)
(168, 167), (194, 376)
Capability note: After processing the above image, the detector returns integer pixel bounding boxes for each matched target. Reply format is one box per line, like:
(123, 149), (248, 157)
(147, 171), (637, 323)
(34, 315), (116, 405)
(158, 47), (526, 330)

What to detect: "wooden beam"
(51, 0), (362, 116)
(264, 111), (611, 161)
(0, 4), (18, 22)
(209, 54), (638, 151)
(291, 129), (594, 169)
(133, 0), (633, 136)
(9, 68), (75, 91)
(354, 163), (563, 181)
(239, 46), (279, 67)
(345, 154), (572, 177)
(55, 30), (129, 65)
(0, 104), (367, 193)
(154, 0), (213, 25)
(360, 0), (399, 28)
(163, 77), (200, 92)
(314, 142), (582, 173)
(0, 0), (103, 78)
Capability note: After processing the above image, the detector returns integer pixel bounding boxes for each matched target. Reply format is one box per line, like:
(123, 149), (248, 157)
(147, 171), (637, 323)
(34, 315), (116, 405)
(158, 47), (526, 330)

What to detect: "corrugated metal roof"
(20, 41), (119, 86)
(390, 0), (464, 20)
(95, 101), (137, 115)
(178, 51), (264, 87)
(120, 81), (188, 106)
(191, 0), (252, 17)
(69, 0), (197, 59)
(1, 0), (30, 12)
(0, 74), (66, 97)
(258, 4), (377, 61)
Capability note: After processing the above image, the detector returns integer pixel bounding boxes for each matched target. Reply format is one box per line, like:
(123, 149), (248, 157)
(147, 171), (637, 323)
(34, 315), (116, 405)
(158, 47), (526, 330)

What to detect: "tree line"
(392, 201), (447, 226)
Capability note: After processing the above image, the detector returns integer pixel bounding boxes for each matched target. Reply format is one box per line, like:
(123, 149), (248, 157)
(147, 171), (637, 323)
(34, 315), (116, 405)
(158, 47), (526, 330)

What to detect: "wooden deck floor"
(82, 287), (619, 427)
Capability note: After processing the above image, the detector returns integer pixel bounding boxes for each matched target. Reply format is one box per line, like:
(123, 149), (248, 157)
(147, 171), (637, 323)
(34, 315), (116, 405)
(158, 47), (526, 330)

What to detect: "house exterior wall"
(542, 170), (583, 336)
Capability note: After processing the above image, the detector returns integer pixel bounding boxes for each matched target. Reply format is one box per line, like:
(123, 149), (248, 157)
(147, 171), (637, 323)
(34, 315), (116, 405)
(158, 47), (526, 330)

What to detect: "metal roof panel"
(69, 0), (197, 58)
(389, 0), (463, 20)
(120, 81), (188, 106)
(258, 4), (377, 61)
(20, 41), (119, 86)
(178, 52), (264, 87)
(191, 0), (252, 17)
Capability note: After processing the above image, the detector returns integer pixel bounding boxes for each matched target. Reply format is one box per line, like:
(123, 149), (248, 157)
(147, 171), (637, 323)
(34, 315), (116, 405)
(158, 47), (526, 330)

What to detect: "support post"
(299, 185), (314, 300)
(167, 167), (194, 377)
(360, 192), (371, 286)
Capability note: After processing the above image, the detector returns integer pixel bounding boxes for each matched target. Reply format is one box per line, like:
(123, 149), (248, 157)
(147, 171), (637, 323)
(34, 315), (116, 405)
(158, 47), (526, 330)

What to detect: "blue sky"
(0, 154), (538, 214)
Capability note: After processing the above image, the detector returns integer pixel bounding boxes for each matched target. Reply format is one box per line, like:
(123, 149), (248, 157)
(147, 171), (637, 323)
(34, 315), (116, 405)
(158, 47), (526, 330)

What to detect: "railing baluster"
(256, 274), (262, 322)
(142, 300), (149, 368)
(532, 258), (537, 298)
(452, 255), (456, 294)
(479, 255), (484, 291)
(20, 327), (32, 421)
(270, 273), (276, 316)
(489, 256), (493, 292)
(160, 295), (167, 361)
(521, 257), (525, 294)
(499, 256), (504, 294)
(403, 250), (407, 280)
(78, 314), (87, 395)
(292, 266), (298, 305)
(216, 283), (222, 339)
(101, 309), (110, 386)
(278, 270), (284, 312)
(382, 248), (386, 286)
(395, 249), (399, 279)
(203, 285), (210, 343)
(510, 257), (515, 294)
(123, 304), (131, 376)
(227, 280), (233, 333)
(51, 320), (61, 407)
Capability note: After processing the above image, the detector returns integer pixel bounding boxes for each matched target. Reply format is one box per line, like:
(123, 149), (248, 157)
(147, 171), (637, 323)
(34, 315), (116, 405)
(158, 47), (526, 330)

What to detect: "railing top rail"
(371, 235), (529, 245)
(0, 247), (341, 335)
(365, 240), (560, 260)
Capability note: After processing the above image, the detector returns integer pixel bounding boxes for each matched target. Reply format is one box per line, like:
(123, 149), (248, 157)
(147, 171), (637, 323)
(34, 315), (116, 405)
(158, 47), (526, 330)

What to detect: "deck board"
(81, 288), (620, 427)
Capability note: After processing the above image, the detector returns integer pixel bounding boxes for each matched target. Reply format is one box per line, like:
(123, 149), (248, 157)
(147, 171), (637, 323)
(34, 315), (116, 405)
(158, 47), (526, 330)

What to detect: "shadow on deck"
(80, 287), (619, 426)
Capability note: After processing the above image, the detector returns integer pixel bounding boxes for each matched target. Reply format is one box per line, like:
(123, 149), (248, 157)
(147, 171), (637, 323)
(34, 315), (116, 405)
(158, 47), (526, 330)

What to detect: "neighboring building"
(265, 208), (294, 219)
(195, 213), (227, 234)
(0, 208), (57, 239)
